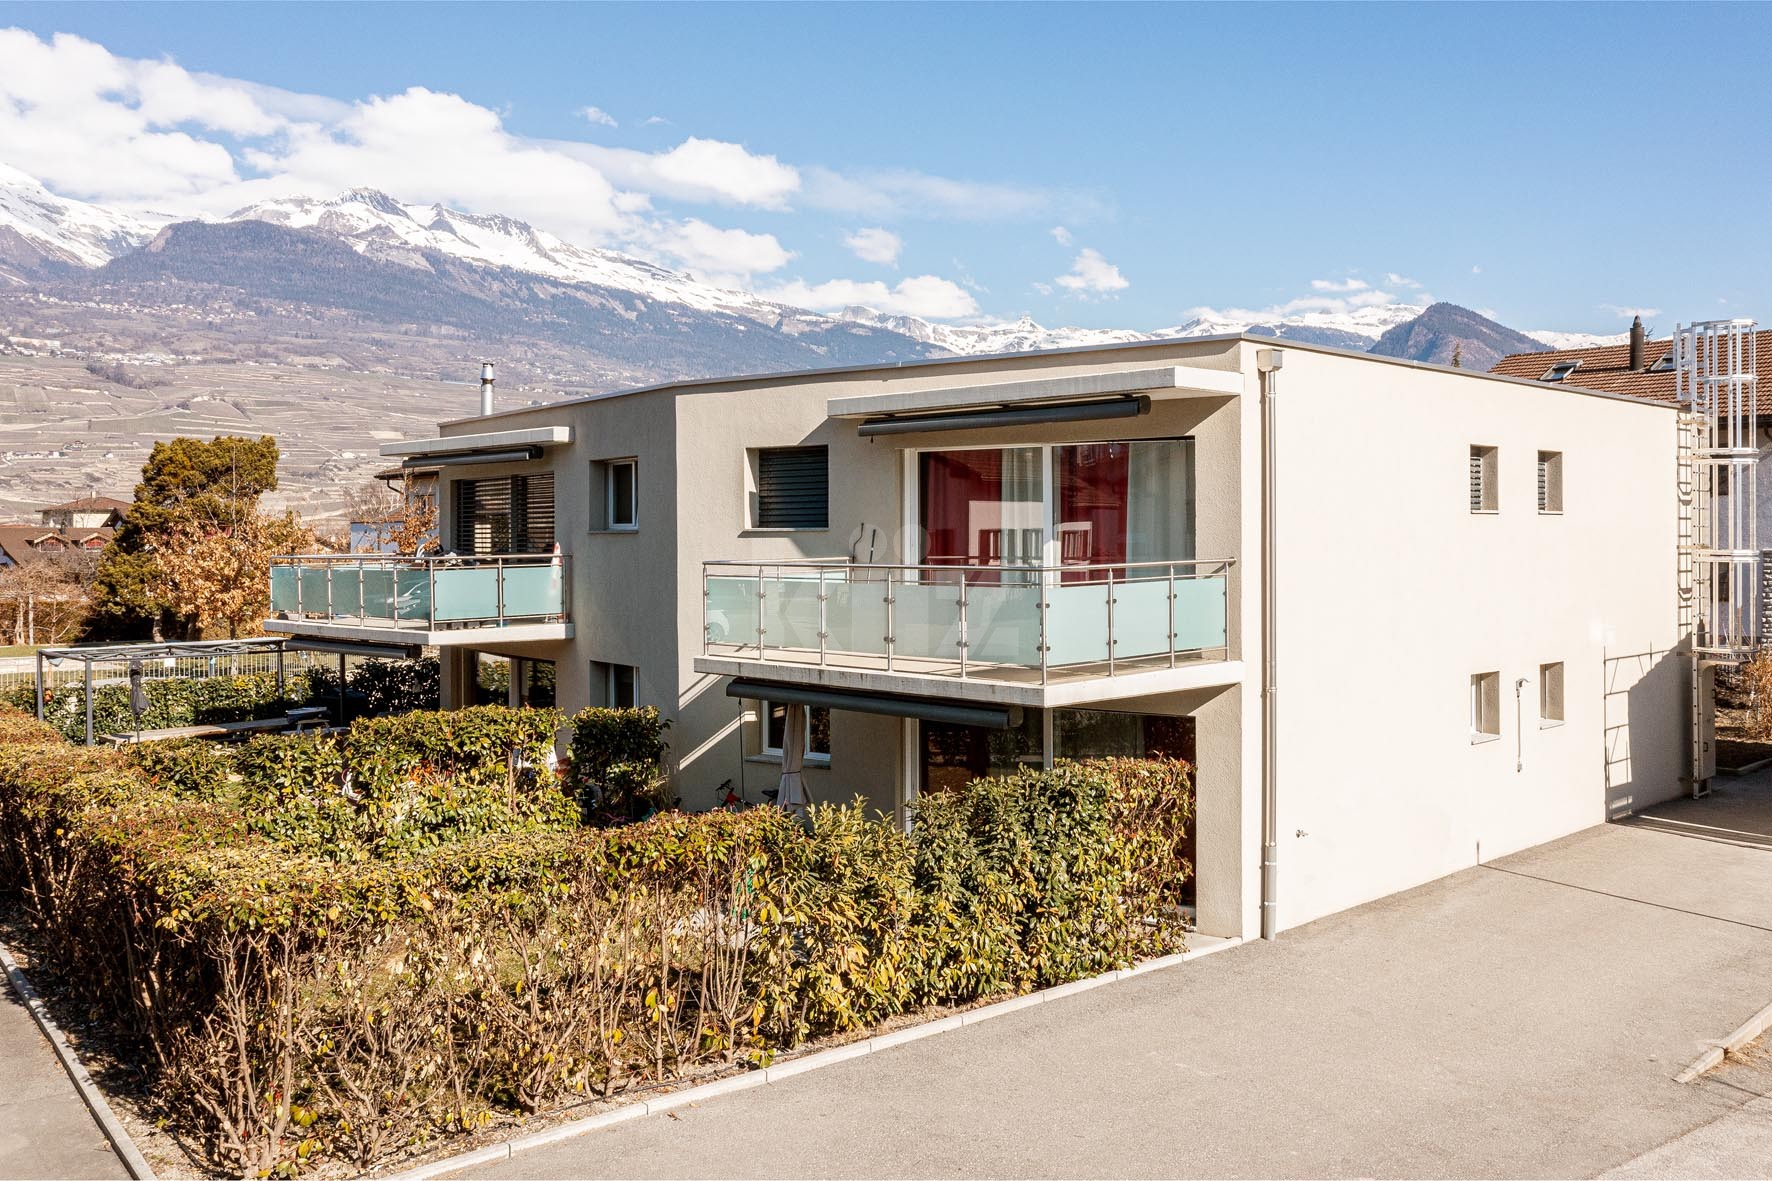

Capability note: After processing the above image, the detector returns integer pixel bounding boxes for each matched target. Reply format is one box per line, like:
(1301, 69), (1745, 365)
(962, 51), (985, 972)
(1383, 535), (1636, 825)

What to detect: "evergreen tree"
(86, 435), (283, 640)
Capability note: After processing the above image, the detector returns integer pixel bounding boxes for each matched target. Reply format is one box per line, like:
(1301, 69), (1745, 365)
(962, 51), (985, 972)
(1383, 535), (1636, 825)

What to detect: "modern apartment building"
(266, 336), (1687, 940)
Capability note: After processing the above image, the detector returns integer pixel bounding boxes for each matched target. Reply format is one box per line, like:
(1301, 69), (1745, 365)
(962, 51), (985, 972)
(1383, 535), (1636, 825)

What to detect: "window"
(1540, 360), (1581, 383)
(753, 446), (829, 530)
(1540, 662), (1565, 724)
(762, 701), (831, 762)
(1537, 450), (1563, 513)
(915, 439), (1196, 578)
(605, 459), (638, 531)
(589, 661), (638, 708)
(1470, 671), (1500, 742)
(1469, 445), (1498, 513)
(454, 473), (554, 554)
(1649, 351), (1676, 374)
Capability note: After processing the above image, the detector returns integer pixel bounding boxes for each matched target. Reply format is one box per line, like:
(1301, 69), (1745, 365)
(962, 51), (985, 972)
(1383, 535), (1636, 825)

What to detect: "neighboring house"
(37, 495), (130, 530)
(266, 335), (1686, 941)
(1493, 316), (1772, 545)
(0, 524), (112, 567)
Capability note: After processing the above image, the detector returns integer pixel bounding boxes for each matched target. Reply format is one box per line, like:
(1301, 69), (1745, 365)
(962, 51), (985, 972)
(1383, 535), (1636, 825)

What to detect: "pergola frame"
(34, 636), (420, 745)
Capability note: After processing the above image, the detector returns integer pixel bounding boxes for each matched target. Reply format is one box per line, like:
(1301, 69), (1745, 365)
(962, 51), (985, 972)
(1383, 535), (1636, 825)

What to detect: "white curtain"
(777, 703), (809, 816)
(1126, 439), (1195, 564)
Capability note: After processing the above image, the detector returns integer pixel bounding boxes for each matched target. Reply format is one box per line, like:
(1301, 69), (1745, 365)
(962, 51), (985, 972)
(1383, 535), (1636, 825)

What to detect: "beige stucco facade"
(300, 334), (1685, 944)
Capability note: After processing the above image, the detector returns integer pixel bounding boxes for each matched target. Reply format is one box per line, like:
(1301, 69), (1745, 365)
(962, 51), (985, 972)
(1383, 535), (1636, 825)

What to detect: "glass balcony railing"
(702, 558), (1231, 684)
(269, 554), (569, 630)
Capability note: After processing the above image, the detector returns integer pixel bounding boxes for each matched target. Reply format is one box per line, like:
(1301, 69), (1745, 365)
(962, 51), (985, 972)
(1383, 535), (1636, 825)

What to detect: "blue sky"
(2, 1), (1769, 335)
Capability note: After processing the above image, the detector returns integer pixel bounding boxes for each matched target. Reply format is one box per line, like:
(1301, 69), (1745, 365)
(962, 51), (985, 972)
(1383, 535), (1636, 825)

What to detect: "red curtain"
(1055, 443), (1129, 579)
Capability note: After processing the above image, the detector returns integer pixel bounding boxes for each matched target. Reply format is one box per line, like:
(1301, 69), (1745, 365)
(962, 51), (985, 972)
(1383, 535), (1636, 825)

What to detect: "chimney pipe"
(479, 361), (495, 416)
(1629, 316), (1645, 371)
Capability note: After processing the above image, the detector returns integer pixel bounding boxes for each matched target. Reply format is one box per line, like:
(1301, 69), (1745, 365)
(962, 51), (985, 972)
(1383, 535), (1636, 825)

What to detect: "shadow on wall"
(1605, 643), (1689, 819)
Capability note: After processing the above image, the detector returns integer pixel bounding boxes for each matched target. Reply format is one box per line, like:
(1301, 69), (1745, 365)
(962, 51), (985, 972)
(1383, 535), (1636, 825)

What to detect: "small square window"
(751, 446), (829, 530)
(762, 701), (831, 761)
(1540, 662), (1565, 724)
(1470, 671), (1501, 741)
(1470, 445), (1498, 513)
(590, 660), (638, 708)
(1537, 451), (1563, 513)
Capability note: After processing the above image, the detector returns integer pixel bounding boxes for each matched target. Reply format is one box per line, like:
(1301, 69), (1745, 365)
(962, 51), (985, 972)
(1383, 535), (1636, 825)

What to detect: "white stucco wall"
(1266, 348), (1684, 931)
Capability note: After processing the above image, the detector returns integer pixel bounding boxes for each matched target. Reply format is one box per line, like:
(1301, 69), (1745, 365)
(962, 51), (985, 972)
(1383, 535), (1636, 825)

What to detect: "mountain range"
(0, 163), (1628, 515)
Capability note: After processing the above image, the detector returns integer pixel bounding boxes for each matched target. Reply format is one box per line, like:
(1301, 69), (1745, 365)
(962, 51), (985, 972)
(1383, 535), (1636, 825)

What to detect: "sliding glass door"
(916, 439), (1195, 577)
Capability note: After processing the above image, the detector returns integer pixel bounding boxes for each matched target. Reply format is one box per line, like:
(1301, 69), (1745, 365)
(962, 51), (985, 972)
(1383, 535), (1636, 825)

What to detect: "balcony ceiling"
(825, 365), (1243, 421)
(379, 425), (572, 461)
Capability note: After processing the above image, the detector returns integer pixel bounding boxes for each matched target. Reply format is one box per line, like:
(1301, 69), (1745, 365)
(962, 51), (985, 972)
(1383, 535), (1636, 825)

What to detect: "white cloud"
(761, 274), (980, 320)
(1601, 303), (1661, 319)
(579, 105), (617, 128)
(644, 218), (794, 279)
(1310, 277), (1368, 293)
(1471, 264), (1483, 274)
(801, 166), (1105, 222)
(1385, 272), (1421, 288)
(844, 226), (901, 266)
(642, 115), (671, 126)
(1054, 248), (1128, 296)
(1050, 225), (1072, 246)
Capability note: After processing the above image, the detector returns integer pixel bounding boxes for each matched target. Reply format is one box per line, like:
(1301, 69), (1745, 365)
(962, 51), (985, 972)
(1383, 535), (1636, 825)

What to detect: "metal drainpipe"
(1257, 348), (1284, 941)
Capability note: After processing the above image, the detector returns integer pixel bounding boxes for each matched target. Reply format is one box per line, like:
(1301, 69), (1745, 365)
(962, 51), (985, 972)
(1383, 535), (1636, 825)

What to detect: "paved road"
(464, 774), (1772, 1179)
(0, 982), (128, 1180)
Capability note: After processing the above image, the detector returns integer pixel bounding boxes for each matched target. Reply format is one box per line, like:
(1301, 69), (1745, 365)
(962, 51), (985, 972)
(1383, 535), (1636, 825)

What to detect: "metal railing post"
(957, 572), (969, 679)
(83, 660), (93, 747)
(33, 651), (44, 721)
(294, 560), (303, 617)
(818, 566), (829, 668)
(496, 557), (506, 623)
(427, 560), (437, 628)
(1106, 566), (1116, 676)
(756, 566), (767, 659)
(1039, 582), (1050, 685)
(358, 557), (366, 619)
(885, 568), (897, 673)
(325, 562), (334, 620)
(1168, 562), (1178, 668)
(702, 564), (710, 654)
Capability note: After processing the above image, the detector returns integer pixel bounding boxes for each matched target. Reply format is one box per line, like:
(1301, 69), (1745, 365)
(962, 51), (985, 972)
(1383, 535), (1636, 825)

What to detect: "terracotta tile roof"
(1490, 329), (1772, 412)
(40, 495), (131, 514)
(0, 524), (113, 565)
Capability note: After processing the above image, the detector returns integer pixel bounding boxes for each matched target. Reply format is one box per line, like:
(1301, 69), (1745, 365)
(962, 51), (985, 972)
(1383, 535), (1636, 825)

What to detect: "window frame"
(1470, 671), (1501, 743)
(589, 660), (638, 708)
(603, 458), (638, 532)
(1539, 661), (1565, 726)
(758, 700), (831, 765)
(1537, 450), (1564, 514)
(750, 445), (831, 532)
(1469, 445), (1498, 514)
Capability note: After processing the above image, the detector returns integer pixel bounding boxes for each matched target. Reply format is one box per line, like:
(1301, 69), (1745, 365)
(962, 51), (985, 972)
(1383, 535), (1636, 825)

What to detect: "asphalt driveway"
(462, 771), (1772, 1179)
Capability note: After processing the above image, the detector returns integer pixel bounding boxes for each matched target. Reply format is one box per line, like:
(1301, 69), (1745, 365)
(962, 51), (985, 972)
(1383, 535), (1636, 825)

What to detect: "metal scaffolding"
(1677, 317), (1760, 795)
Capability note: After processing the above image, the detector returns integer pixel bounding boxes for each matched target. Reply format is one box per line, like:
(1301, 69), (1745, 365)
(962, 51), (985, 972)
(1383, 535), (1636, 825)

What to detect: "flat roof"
(440, 330), (1679, 431)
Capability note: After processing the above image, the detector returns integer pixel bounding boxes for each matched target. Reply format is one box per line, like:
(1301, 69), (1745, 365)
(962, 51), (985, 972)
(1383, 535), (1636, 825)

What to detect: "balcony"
(696, 558), (1240, 708)
(265, 554), (573, 647)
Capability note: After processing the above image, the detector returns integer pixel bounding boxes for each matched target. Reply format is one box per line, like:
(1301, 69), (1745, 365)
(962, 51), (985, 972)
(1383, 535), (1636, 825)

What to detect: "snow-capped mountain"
(224, 189), (802, 327)
(841, 300), (1429, 357)
(1524, 329), (1631, 350)
(0, 164), (165, 280)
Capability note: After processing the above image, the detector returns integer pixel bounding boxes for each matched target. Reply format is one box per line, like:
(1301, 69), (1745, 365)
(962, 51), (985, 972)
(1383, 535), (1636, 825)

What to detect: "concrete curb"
(1676, 994), (1772, 1083)
(384, 934), (1242, 1181)
(0, 940), (155, 1180)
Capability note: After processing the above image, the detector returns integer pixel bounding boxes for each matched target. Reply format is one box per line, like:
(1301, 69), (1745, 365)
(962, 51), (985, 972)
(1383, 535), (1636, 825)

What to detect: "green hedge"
(568, 706), (671, 821)
(0, 703), (1192, 1177)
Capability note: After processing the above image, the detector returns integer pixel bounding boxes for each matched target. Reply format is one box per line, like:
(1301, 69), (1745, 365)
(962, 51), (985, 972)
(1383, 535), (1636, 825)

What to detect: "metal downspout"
(1257, 348), (1283, 941)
